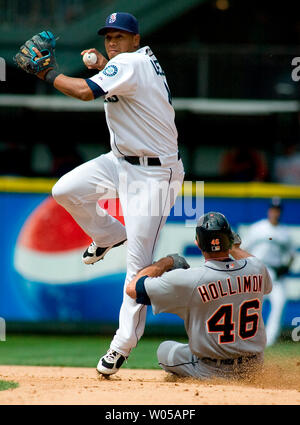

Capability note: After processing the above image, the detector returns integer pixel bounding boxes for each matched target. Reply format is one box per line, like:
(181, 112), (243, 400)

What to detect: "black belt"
(201, 354), (257, 366)
(124, 152), (181, 166)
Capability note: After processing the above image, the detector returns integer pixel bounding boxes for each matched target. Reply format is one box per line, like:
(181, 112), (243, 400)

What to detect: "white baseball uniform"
(52, 46), (184, 357)
(135, 256), (272, 379)
(243, 219), (295, 346)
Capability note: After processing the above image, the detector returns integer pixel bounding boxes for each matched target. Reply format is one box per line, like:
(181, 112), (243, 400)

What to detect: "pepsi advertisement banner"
(1, 181), (300, 329)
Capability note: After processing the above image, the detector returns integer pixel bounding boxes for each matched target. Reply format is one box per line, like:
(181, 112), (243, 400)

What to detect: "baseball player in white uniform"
(27, 12), (184, 375)
(243, 198), (295, 346)
(127, 212), (272, 379)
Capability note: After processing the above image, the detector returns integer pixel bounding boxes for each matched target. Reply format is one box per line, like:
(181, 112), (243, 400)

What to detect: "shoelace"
(88, 241), (98, 254)
(105, 350), (120, 362)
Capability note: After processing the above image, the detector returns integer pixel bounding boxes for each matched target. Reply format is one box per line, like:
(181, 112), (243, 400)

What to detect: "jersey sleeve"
(135, 276), (151, 305)
(247, 256), (273, 294)
(143, 269), (194, 318)
(87, 54), (137, 98)
(263, 266), (273, 294)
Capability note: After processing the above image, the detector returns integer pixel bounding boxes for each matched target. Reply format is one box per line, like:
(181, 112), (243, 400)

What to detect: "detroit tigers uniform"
(136, 256), (272, 379)
(243, 219), (295, 346)
(52, 46), (184, 357)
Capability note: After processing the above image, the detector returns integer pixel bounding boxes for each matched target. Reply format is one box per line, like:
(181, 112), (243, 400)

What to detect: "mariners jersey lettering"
(144, 256), (272, 359)
(88, 46), (178, 158)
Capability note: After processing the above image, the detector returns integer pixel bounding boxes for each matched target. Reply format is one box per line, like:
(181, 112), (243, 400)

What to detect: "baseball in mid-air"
(83, 52), (97, 66)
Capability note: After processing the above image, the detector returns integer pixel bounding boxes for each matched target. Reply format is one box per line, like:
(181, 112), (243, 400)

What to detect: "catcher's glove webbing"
(14, 30), (57, 75)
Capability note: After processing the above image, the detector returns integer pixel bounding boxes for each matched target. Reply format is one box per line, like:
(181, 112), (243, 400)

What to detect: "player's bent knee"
(52, 179), (72, 206)
(157, 340), (177, 365)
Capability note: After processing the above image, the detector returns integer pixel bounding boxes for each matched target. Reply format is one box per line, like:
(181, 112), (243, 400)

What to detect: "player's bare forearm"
(31, 46), (93, 101)
(53, 74), (94, 101)
(126, 257), (174, 299)
(229, 246), (253, 259)
(229, 232), (253, 259)
(141, 257), (174, 277)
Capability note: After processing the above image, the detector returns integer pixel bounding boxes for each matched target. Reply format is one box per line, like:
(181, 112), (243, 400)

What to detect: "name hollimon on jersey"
(198, 274), (263, 303)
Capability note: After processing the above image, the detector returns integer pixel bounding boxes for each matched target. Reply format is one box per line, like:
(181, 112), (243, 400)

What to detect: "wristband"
(44, 69), (60, 84)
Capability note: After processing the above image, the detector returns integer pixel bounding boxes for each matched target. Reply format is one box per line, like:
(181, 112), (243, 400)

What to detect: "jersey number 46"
(207, 299), (260, 343)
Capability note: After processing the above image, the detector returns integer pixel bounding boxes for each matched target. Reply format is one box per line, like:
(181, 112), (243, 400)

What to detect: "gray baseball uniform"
(136, 256), (272, 379)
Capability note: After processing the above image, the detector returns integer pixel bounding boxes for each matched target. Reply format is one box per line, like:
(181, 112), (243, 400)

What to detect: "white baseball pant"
(52, 150), (184, 356)
(265, 268), (287, 347)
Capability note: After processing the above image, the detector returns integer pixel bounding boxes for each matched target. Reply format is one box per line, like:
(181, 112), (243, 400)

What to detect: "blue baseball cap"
(269, 197), (283, 210)
(98, 12), (139, 35)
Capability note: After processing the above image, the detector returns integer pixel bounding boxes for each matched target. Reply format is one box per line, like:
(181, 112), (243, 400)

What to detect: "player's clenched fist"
(81, 48), (108, 71)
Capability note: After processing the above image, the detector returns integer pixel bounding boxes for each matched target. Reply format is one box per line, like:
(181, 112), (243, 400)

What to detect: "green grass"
(264, 338), (300, 369)
(265, 339), (300, 358)
(0, 380), (19, 391)
(0, 334), (187, 369)
(0, 334), (298, 369)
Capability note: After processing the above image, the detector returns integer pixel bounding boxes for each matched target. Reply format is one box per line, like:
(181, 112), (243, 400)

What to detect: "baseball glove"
(167, 253), (190, 270)
(14, 30), (57, 75)
(232, 231), (242, 246)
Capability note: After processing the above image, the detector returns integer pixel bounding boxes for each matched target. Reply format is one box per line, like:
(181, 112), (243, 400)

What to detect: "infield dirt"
(0, 364), (299, 405)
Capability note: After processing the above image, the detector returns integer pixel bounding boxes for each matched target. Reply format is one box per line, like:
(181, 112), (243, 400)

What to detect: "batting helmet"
(196, 212), (234, 253)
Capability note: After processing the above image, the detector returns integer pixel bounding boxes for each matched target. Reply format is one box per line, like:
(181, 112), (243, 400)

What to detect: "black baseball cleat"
(82, 239), (126, 265)
(96, 349), (127, 376)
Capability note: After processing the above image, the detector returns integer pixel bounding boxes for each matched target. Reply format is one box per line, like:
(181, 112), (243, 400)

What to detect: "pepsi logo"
(14, 197), (126, 284)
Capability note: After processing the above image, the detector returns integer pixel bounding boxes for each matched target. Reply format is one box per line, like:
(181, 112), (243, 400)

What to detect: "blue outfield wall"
(0, 179), (300, 330)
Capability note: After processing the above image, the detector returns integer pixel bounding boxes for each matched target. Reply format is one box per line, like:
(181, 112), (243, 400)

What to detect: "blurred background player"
(126, 212), (272, 380)
(243, 198), (295, 346)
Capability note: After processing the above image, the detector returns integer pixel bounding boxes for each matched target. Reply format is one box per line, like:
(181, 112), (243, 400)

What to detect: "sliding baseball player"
(127, 212), (272, 379)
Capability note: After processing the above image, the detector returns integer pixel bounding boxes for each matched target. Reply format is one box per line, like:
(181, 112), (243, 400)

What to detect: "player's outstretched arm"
(52, 74), (94, 101)
(230, 246), (253, 259)
(126, 257), (174, 299)
(126, 254), (190, 299)
(229, 232), (253, 259)
(32, 47), (94, 101)
(49, 48), (108, 100)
